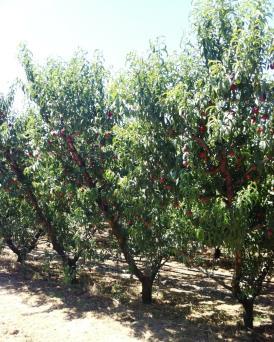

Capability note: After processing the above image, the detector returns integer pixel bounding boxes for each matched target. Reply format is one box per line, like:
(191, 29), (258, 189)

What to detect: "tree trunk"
(141, 277), (153, 304)
(5, 238), (24, 263)
(232, 251), (254, 330)
(5, 152), (70, 266)
(65, 259), (78, 284)
(57, 143), (161, 300)
(17, 251), (27, 264)
(242, 299), (254, 329)
(5, 149), (83, 284)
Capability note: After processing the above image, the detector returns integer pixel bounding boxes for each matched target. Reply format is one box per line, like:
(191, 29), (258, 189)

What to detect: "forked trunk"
(17, 251), (27, 264)
(5, 238), (26, 263)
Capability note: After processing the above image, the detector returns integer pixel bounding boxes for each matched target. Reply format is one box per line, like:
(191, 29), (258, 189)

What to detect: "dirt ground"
(0, 244), (273, 342)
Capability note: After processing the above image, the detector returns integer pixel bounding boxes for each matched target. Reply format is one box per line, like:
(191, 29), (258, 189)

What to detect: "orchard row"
(0, 0), (273, 330)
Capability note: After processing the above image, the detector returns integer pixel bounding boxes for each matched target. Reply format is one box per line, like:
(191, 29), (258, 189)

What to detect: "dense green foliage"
(0, 0), (273, 329)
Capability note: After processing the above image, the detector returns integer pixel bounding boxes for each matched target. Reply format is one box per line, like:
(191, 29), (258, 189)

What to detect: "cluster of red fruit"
(159, 177), (172, 190)
(249, 106), (269, 134)
(50, 128), (82, 142)
(51, 128), (65, 138)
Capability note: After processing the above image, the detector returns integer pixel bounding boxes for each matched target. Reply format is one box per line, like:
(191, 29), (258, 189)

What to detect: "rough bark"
(16, 252), (27, 263)
(66, 256), (79, 284)
(232, 251), (254, 329)
(141, 276), (153, 304)
(242, 299), (254, 329)
(5, 237), (25, 263)
(5, 232), (44, 263)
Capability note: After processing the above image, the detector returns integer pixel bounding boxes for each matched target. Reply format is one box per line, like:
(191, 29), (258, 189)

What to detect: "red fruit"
(51, 130), (58, 137)
(256, 212), (264, 219)
(208, 166), (217, 174)
(60, 128), (66, 137)
(173, 201), (180, 208)
(66, 135), (74, 143)
(107, 111), (113, 118)
(164, 185), (172, 191)
(199, 195), (210, 204)
(259, 94), (266, 102)
(186, 210), (193, 217)
(159, 177), (165, 184)
(257, 126), (264, 134)
(199, 151), (207, 159)
(144, 221), (150, 228)
(251, 117), (257, 124)
(199, 125), (207, 134)
(267, 229), (273, 238)
(245, 174), (251, 180)
(228, 150), (235, 158)
(104, 132), (111, 139)
(230, 83), (237, 91)
(167, 128), (176, 137)
(261, 114), (269, 121)
(252, 107), (259, 115)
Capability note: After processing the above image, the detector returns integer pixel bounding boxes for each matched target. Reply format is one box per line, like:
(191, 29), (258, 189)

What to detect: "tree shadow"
(0, 250), (273, 342)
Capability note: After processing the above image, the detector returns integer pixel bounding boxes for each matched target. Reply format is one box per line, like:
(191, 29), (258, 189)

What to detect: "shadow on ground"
(0, 249), (273, 342)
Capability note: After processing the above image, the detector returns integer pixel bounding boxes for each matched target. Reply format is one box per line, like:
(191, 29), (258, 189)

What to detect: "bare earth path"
(0, 274), (139, 342)
(0, 248), (273, 342)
